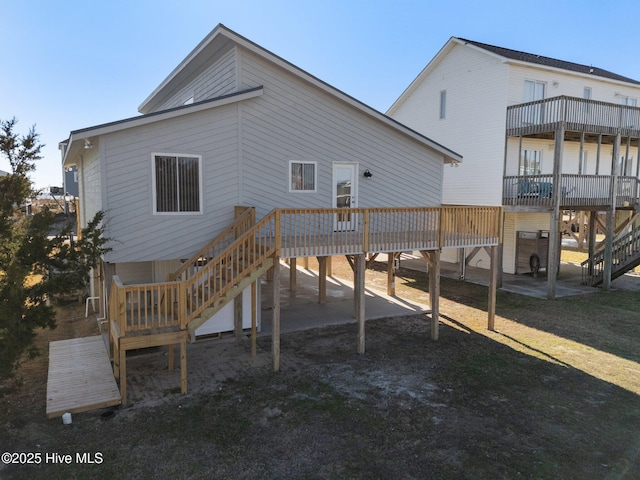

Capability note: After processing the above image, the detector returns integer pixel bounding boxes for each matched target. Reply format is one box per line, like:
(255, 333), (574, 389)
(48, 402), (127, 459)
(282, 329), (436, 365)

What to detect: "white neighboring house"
(60, 25), (464, 336)
(388, 37), (640, 298)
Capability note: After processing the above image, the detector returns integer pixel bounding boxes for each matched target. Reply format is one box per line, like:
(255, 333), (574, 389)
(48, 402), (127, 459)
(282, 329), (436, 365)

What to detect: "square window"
(289, 161), (317, 192)
(153, 154), (202, 214)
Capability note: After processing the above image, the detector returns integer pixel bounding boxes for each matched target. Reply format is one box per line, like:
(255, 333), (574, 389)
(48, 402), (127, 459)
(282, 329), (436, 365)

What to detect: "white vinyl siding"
(389, 42), (508, 205)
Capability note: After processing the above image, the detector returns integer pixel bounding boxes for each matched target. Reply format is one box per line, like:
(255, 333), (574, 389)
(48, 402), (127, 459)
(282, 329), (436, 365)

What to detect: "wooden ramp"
(46, 336), (121, 418)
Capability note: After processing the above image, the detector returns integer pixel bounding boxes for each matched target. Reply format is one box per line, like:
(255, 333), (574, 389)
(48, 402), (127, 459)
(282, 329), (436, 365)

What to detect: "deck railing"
(581, 224), (640, 285)
(168, 206), (255, 282)
(110, 276), (186, 336)
(184, 211), (276, 322)
(506, 96), (640, 136)
(503, 175), (638, 208)
(108, 205), (502, 335)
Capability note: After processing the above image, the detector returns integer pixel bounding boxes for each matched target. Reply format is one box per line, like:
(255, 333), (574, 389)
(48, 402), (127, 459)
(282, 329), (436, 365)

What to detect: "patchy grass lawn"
(1, 258), (639, 479)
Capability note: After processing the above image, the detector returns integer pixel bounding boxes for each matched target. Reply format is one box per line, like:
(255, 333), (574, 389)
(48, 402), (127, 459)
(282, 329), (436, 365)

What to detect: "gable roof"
(459, 38), (640, 85)
(389, 36), (640, 115)
(138, 24), (461, 164)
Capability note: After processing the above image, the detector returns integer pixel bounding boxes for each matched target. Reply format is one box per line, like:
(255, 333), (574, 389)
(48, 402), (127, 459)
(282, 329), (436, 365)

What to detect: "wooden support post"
(457, 248), (466, 280)
(355, 254), (366, 354)
(251, 280), (257, 357)
(234, 293), (243, 343)
(588, 211), (596, 277)
(272, 257), (281, 372)
(327, 256), (332, 277)
(119, 347), (127, 404)
(289, 257), (297, 292)
(168, 344), (174, 371)
(429, 251), (440, 340)
(387, 252), (396, 296)
(317, 256), (327, 304)
(488, 245), (498, 331)
(180, 340), (187, 394)
(547, 124), (565, 300)
(603, 209), (615, 291)
(303, 257), (309, 269)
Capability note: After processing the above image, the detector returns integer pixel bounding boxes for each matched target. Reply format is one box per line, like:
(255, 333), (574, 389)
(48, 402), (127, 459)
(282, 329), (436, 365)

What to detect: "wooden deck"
(46, 336), (121, 418)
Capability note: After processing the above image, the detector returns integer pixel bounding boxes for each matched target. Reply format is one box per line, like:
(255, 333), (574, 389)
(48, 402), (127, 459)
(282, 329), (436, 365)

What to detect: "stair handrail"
(582, 223), (640, 283)
(185, 210), (277, 323)
(167, 207), (256, 282)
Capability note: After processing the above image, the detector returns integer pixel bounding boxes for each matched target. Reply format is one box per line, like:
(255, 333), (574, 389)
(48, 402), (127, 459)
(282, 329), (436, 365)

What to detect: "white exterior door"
(333, 162), (358, 231)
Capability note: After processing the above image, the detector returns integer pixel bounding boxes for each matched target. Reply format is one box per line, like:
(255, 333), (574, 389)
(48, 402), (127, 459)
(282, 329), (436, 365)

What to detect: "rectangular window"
(619, 96), (637, 106)
(289, 161), (317, 192)
(439, 90), (447, 119)
(583, 87), (591, 100)
(153, 154), (202, 214)
(617, 156), (633, 176)
(524, 80), (545, 102)
(519, 150), (542, 176)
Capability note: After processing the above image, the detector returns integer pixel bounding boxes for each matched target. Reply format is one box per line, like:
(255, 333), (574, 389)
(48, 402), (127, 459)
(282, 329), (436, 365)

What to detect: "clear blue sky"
(2, 0), (639, 189)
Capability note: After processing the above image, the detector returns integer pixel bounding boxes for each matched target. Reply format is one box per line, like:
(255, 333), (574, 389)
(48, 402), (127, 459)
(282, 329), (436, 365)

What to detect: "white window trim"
(439, 90), (446, 120)
(288, 160), (317, 193)
(151, 153), (203, 215)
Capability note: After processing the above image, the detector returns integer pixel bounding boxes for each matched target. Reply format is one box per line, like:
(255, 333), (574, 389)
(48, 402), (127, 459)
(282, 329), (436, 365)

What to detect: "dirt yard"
(1, 258), (639, 479)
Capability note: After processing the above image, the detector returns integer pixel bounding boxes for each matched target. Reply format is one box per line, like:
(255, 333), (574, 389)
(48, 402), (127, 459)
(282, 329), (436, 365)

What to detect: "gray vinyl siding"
(101, 105), (240, 263)
(237, 49), (443, 219)
(99, 44), (445, 265)
(78, 145), (102, 228)
(152, 48), (238, 112)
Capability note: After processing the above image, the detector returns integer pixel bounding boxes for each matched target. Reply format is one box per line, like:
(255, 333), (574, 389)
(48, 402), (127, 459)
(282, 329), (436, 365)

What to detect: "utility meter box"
(516, 230), (549, 275)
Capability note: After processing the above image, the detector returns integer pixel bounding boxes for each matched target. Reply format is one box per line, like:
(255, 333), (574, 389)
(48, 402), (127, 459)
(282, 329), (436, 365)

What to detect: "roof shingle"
(458, 38), (640, 85)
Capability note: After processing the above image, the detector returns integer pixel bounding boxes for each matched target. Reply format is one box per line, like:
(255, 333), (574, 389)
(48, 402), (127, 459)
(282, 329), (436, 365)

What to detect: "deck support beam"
(234, 294), (243, 343)
(423, 250), (440, 340)
(547, 124), (565, 300)
(317, 256), (327, 304)
(387, 252), (399, 296)
(289, 257), (297, 292)
(488, 245), (498, 331)
(272, 257), (281, 371)
(355, 254), (366, 354)
(251, 280), (257, 357)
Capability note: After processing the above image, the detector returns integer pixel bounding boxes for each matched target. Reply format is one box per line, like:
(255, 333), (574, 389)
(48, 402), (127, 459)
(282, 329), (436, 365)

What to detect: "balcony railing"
(503, 175), (639, 208)
(506, 96), (640, 137)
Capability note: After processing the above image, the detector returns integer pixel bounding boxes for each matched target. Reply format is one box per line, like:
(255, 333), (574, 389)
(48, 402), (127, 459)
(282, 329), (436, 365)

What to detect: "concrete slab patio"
(259, 261), (430, 335)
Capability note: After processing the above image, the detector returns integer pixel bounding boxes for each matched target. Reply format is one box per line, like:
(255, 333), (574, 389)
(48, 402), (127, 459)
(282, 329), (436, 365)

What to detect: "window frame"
(519, 149), (542, 176)
(439, 90), (447, 120)
(288, 160), (317, 193)
(151, 153), (203, 215)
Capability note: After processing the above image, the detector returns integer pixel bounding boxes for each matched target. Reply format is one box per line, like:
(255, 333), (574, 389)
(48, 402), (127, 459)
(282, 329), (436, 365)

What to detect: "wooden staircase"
(581, 223), (640, 286)
(108, 207), (276, 402)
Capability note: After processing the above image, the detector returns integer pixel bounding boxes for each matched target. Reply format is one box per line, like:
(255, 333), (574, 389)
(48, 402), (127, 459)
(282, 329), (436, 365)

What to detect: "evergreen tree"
(0, 118), (110, 379)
